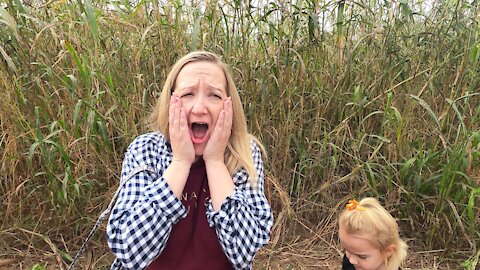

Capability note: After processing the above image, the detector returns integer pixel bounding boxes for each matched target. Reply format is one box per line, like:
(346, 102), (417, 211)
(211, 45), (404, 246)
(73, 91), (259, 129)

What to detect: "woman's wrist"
(204, 157), (225, 168)
(170, 158), (193, 170)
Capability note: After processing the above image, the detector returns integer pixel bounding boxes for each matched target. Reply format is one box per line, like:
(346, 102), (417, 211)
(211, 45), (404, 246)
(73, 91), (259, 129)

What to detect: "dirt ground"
(0, 241), (466, 270)
(0, 199), (471, 270)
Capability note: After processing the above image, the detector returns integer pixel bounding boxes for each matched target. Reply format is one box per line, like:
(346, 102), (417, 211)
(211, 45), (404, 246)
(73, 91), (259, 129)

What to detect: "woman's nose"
(191, 95), (207, 114)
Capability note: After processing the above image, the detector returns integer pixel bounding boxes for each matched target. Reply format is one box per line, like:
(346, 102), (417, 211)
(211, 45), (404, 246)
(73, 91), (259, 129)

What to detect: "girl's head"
(150, 51), (261, 184)
(338, 198), (408, 270)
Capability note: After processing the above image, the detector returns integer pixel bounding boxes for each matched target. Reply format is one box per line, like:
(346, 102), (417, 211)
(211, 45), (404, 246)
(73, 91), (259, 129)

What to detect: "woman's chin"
(193, 143), (206, 157)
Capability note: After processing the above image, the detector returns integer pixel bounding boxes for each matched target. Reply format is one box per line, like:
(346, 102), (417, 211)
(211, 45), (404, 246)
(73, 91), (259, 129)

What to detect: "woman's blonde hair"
(339, 197), (408, 270)
(149, 51), (263, 185)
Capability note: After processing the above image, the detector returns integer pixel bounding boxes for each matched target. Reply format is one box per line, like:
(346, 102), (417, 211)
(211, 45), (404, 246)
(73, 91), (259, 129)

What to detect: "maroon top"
(146, 159), (233, 270)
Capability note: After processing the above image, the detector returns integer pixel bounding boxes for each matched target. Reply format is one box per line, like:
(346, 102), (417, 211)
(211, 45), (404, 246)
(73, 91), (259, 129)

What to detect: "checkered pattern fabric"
(107, 132), (273, 270)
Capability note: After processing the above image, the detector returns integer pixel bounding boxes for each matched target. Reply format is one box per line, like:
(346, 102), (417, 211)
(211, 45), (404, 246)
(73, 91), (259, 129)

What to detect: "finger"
(217, 110), (225, 130)
(208, 110), (223, 143)
(179, 107), (188, 134)
(169, 95), (176, 135)
(225, 97), (232, 125)
(223, 98), (233, 136)
(173, 96), (181, 134)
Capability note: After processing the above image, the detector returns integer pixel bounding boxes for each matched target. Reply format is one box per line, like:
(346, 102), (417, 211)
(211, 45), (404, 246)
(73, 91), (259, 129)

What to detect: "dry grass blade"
(0, 259), (18, 266)
(17, 228), (70, 270)
(0, 45), (17, 74)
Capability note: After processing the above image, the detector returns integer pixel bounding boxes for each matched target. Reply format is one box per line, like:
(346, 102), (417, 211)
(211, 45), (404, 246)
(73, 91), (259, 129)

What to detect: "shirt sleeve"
(206, 140), (274, 270)
(106, 133), (187, 270)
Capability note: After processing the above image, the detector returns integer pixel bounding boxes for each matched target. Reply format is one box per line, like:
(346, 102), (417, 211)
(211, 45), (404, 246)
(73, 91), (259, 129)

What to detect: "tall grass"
(0, 0), (479, 268)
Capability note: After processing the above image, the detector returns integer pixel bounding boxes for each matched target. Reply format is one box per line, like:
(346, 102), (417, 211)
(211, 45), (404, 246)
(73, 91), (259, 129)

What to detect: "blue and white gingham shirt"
(107, 132), (274, 270)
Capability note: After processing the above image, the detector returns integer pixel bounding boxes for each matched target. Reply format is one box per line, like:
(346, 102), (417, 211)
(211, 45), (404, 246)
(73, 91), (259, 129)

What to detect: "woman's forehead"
(178, 61), (224, 77)
(175, 62), (227, 90)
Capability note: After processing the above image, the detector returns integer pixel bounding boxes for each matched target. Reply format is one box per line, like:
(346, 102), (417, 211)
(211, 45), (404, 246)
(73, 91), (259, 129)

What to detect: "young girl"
(106, 51), (273, 270)
(339, 198), (408, 270)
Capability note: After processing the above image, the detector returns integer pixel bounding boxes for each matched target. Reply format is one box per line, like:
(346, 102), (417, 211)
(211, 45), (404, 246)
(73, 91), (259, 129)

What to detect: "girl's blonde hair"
(149, 51), (263, 186)
(339, 197), (408, 270)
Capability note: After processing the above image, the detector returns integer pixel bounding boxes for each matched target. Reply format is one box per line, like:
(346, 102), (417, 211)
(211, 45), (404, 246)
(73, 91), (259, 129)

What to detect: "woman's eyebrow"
(176, 84), (224, 92)
(178, 84), (196, 89)
(207, 85), (225, 92)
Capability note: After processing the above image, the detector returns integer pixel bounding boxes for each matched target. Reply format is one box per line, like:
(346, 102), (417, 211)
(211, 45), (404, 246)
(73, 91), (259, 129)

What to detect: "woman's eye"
(181, 93), (193, 98)
(210, 93), (222, 99)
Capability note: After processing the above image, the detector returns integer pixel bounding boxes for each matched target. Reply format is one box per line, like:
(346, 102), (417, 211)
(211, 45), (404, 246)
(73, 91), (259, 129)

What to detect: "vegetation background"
(0, 0), (479, 269)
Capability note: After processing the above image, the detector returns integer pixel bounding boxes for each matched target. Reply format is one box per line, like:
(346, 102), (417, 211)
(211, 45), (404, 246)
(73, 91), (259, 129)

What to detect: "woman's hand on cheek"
(203, 97), (232, 163)
(169, 95), (195, 165)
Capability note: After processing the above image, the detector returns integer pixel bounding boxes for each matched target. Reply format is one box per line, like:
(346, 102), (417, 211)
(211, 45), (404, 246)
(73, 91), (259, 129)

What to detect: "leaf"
(0, 7), (18, 37)
(470, 43), (479, 64)
(13, 0), (27, 14)
(0, 45), (17, 73)
(73, 99), (83, 139)
(30, 264), (45, 270)
(57, 249), (73, 263)
(445, 98), (466, 137)
(191, 9), (202, 50)
(467, 187), (480, 228)
(409, 94), (441, 129)
(84, 0), (99, 42)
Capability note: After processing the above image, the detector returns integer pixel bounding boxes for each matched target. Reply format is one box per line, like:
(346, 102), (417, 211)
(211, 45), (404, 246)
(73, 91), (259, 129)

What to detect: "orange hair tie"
(346, 199), (366, 211)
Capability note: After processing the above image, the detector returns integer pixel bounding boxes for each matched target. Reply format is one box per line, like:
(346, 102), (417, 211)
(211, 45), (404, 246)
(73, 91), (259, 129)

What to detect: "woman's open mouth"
(190, 122), (210, 144)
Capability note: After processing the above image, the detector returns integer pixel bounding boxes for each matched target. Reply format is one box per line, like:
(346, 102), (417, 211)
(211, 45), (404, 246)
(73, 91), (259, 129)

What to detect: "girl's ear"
(384, 244), (396, 258)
